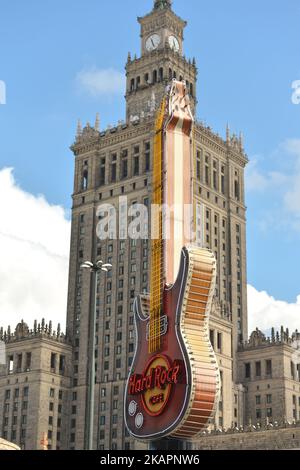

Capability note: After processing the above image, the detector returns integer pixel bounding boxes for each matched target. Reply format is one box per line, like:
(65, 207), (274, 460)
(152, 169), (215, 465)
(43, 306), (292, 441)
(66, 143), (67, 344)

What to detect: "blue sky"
(0, 0), (300, 329)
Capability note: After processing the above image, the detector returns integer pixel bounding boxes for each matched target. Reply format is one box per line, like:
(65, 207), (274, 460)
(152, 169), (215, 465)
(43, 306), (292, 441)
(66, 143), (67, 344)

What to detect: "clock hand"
(151, 38), (155, 47)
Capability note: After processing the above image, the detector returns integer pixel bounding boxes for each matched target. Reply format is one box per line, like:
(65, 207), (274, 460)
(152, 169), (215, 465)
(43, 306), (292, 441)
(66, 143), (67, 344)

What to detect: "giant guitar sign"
(124, 80), (220, 440)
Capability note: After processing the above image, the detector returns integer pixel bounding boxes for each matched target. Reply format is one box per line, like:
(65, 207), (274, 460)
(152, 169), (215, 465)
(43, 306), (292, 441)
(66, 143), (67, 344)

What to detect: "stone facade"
(194, 424), (300, 450)
(237, 327), (300, 426)
(0, 321), (72, 450)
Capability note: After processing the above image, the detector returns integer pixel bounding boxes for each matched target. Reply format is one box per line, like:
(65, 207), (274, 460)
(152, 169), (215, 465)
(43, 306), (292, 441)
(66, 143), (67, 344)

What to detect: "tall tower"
(66, 0), (248, 450)
(126, 0), (197, 121)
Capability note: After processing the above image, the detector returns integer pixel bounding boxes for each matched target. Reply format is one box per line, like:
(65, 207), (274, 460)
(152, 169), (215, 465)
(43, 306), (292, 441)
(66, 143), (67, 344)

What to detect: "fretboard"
(149, 100), (165, 354)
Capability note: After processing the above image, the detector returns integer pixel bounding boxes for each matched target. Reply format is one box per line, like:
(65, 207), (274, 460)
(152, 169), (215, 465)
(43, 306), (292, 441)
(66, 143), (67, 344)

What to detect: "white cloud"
(0, 168), (70, 332)
(248, 284), (300, 334)
(246, 158), (288, 192)
(246, 139), (300, 232)
(76, 67), (125, 96)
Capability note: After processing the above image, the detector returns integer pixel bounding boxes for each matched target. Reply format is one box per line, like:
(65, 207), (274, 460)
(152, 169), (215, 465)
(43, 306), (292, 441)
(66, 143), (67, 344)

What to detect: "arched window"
(153, 70), (158, 83)
(173, 70), (177, 79)
(144, 73), (149, 84)
(82, 170), (88, 191)
(130, 78), (135, 92)
(159, 67), (164, 82)
(169, 68), (173, 80)
(136, 76), (141, 89)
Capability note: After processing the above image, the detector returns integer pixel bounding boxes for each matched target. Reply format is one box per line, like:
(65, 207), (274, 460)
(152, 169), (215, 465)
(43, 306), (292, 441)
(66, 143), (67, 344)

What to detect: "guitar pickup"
(146, 315), (168, 342)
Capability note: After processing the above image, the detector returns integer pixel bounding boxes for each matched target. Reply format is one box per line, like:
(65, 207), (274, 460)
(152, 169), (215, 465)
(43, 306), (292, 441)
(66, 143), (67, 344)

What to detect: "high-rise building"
(66, 0), (248, 449)
(1, 0), (256, 451)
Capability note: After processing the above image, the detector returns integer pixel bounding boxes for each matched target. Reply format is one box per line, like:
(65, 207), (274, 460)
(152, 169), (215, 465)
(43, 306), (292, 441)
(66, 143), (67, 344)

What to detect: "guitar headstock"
(166, 79), (194, 132)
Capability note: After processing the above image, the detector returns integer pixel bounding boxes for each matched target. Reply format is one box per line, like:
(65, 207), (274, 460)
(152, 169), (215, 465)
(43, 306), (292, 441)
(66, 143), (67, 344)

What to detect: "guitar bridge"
(146, 315), (168, 341)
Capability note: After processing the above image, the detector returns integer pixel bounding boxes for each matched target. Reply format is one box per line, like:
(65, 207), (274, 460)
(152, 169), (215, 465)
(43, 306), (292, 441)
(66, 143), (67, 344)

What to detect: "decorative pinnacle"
(76, 119), (82, 138)
(226, 123), (230, 143)
(95, 113), (100, 131)
(154, 0), (172, 10)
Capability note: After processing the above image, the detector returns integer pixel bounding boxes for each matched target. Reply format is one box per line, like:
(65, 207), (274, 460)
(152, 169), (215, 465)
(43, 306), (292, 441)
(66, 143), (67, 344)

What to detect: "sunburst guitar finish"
(124, 81), (220, 441)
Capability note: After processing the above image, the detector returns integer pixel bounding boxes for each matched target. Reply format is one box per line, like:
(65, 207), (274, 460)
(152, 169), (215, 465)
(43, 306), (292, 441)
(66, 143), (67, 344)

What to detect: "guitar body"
(124, 246), (220, 440)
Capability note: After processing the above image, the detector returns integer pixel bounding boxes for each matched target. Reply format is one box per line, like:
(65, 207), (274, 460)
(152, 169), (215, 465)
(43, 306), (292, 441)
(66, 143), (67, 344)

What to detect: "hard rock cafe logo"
(128, 355), (181, 416)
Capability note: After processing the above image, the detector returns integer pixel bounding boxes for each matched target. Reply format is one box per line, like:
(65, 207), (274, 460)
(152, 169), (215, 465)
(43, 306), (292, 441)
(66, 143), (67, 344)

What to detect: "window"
(266, 360), (272, 377)
(245, 363), (251, 379)
(255, 395), (261, 405)
(133, 156), (139, 176)
(49, 388), (55, 398)
(266, 394), (272, 404)
(100, 416), (106, 425)
(5, 389), (10, 400)
(50, 353), (56, 372)
(145, 142), (151, 172)
(112, 414), (118, 424)
(209, 330), (214, 348)
(291, 361), (296, 380)
(266, 408), (272, 418)
(25, 352), (31, 371)
(59, 356), (65, 375)
(49, 402), (54, 412)
(16, 354), (22, 371)
(256, 409), (262, 419)
(255, 361), (261, 377)
(217, 332), (222, 351)
(82, 170), (88, 191)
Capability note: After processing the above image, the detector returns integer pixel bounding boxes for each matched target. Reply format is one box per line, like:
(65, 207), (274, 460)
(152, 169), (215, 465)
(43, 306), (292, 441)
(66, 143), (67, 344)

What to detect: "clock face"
(169, 35), (180, 52)
(145, 34), (161, 52)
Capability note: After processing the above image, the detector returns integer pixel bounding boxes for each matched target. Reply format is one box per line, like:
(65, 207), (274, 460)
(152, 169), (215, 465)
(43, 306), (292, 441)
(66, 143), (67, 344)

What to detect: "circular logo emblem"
(135, 413), (144, 429)
(128, 401), (137, 417)
(141, 355), (173, 417)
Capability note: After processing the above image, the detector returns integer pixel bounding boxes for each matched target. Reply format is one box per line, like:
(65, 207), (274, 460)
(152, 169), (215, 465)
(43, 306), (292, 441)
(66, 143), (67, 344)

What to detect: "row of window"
(196, 151), (242, 201)
(129, 69), (194, 96)
(245, 360), (272, 379)
(4, 387), (29, 400)
(7, 353), (31, 374)
(81, 144), (151, 190)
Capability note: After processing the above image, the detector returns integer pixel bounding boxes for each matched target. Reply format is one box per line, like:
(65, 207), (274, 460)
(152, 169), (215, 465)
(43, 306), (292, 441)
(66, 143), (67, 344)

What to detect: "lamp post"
(80, 260), (112, 450)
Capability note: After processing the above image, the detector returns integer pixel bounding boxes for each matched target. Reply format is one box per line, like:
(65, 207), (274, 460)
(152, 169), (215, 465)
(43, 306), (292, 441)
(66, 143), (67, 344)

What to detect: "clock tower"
(126, 0), (197, 121)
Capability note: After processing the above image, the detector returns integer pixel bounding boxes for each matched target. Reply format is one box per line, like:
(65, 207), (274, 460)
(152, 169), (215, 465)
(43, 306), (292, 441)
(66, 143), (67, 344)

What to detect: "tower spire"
(154, 0), (172, 10)
(76, 119), (82, 138)
(95, 113), (100, 131)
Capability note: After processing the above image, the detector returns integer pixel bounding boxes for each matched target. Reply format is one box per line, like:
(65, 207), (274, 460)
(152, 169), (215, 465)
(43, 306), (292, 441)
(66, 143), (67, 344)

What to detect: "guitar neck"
(149, 81), (194, 355)
(149, 100), (165, 354)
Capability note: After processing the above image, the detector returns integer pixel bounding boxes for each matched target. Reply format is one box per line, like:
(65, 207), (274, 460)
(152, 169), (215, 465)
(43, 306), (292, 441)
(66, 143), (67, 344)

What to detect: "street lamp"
(80, 260), (112, 450)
